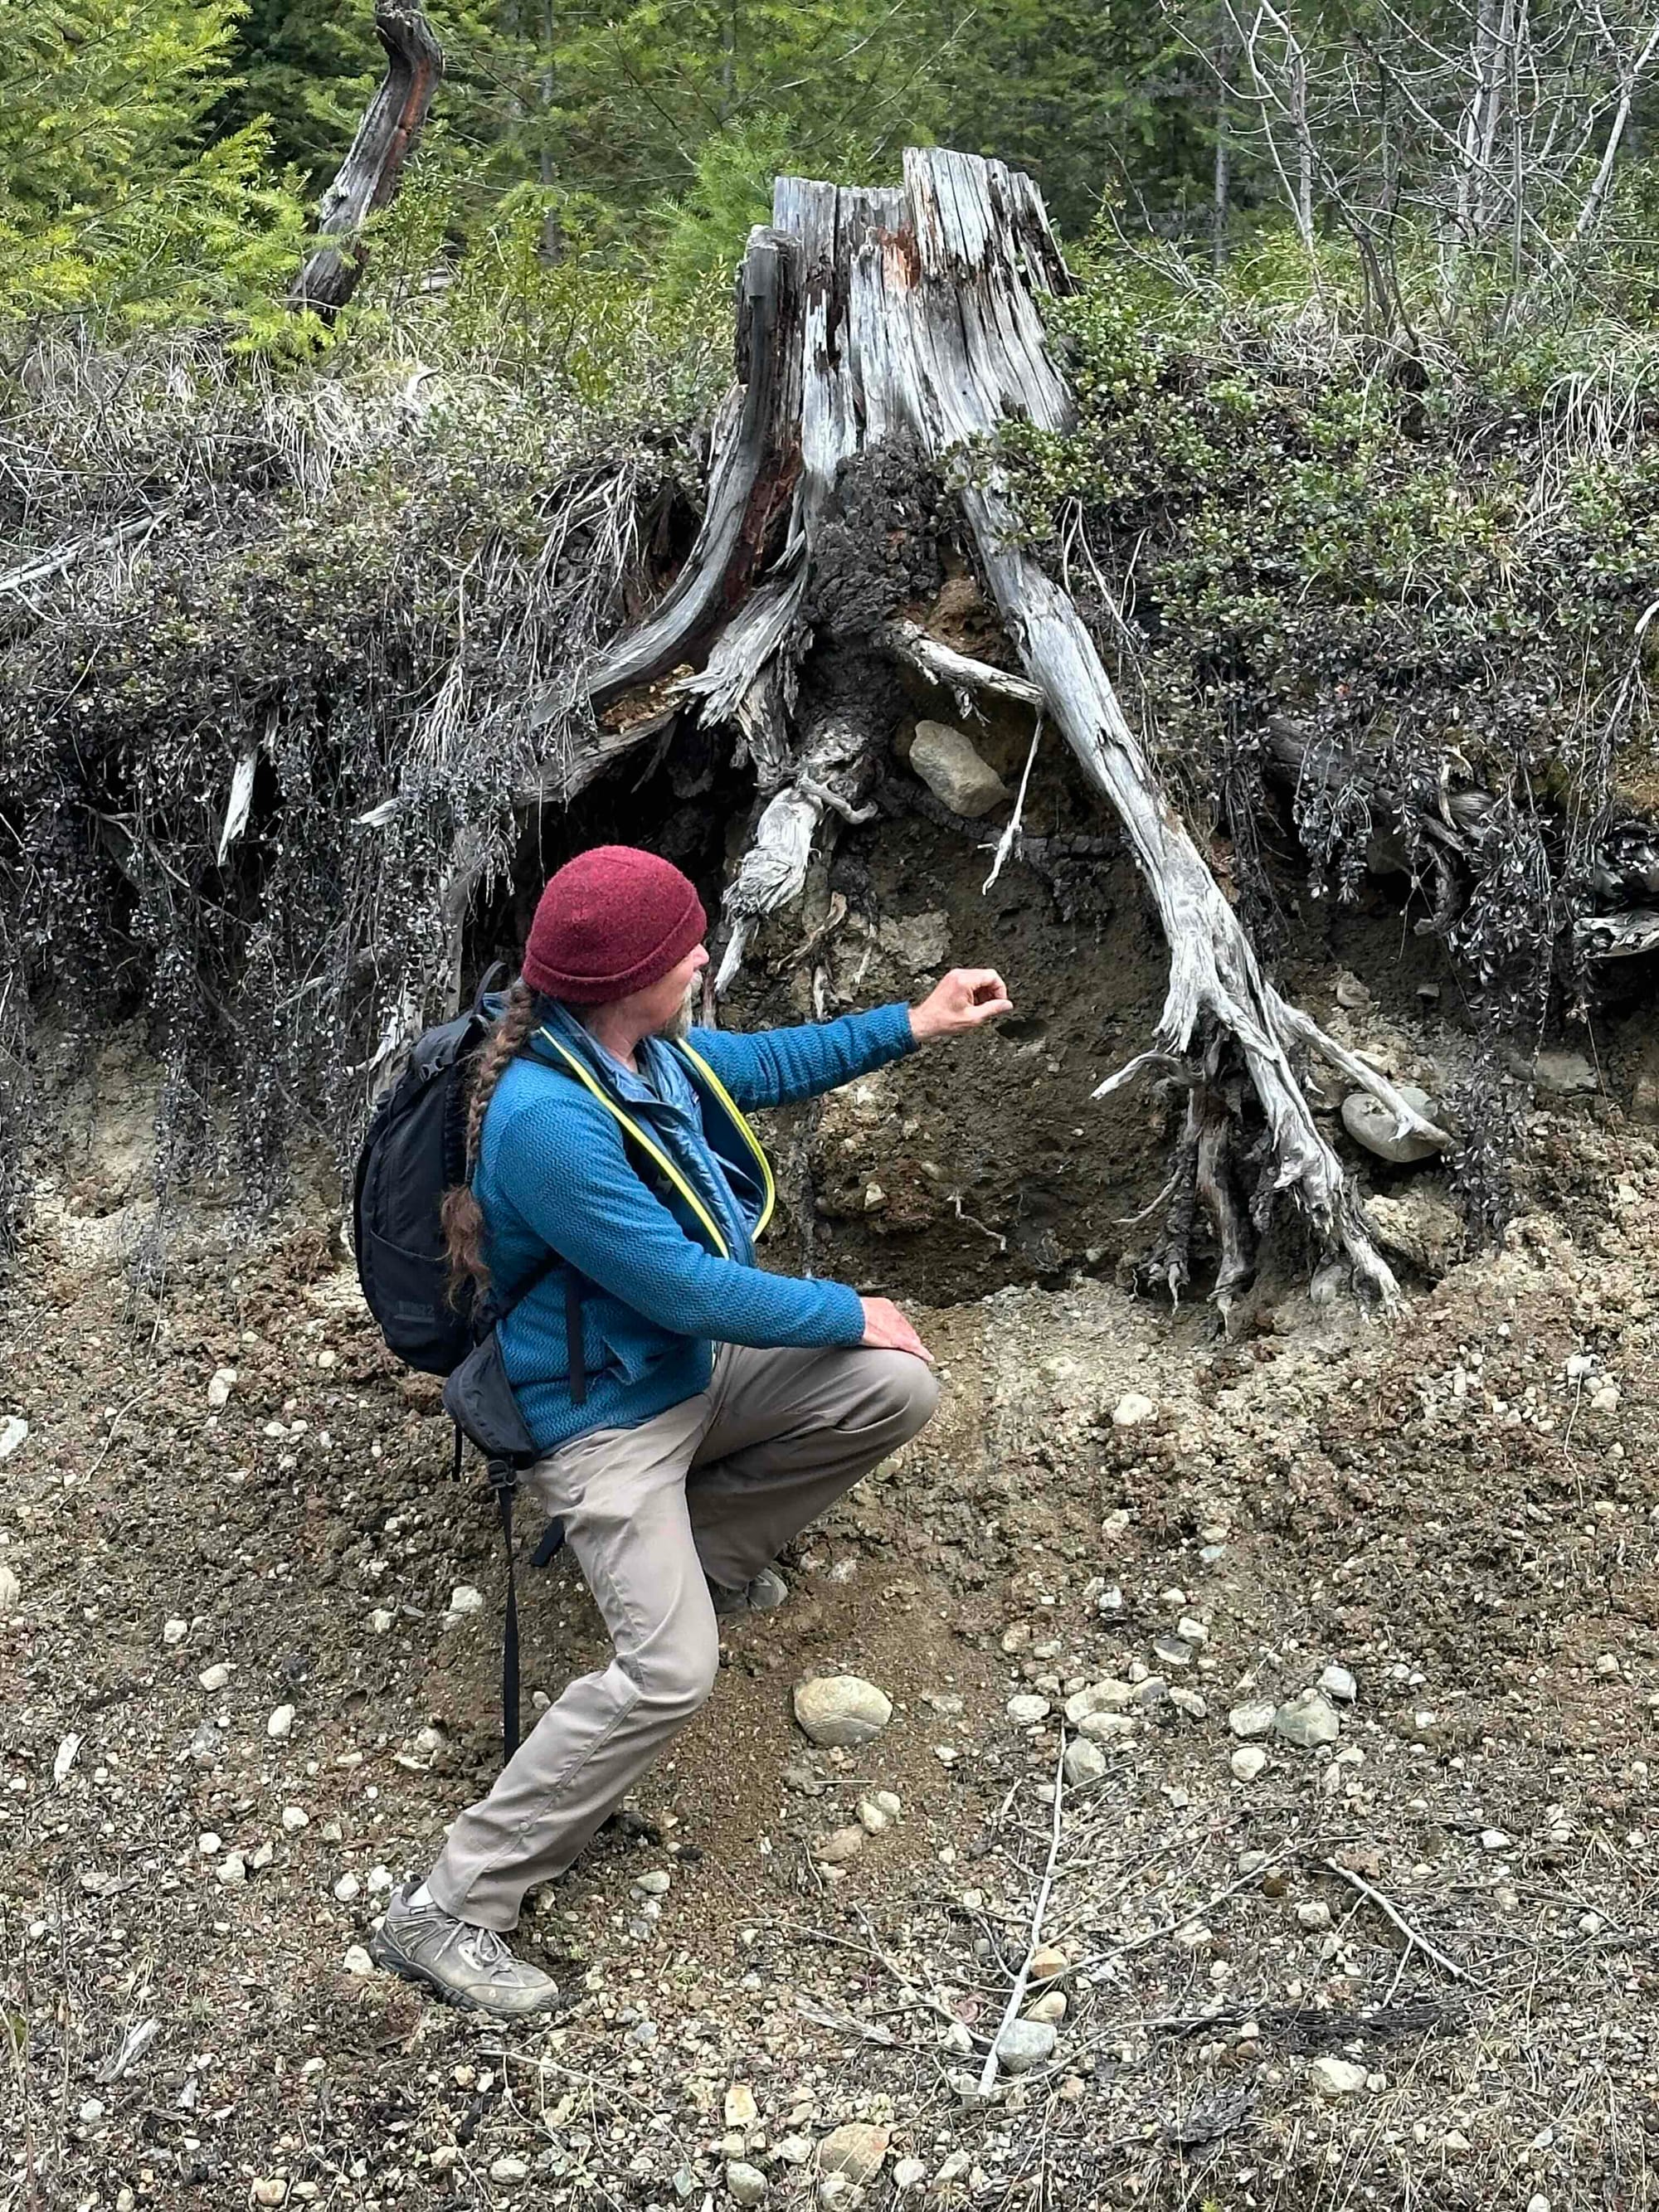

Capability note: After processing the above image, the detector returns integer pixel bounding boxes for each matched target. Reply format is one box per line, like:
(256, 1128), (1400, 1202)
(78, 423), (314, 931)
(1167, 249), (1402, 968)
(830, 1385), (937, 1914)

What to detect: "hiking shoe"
(370, 1884), (563, 2018)
(708, 1565), (790, 1616)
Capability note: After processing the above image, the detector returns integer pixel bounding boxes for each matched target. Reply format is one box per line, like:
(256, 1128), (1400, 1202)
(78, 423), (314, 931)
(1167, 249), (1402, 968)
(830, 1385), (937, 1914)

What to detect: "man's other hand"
(910, 968), (1013, 1042)
(859, 1296), (935, 1364)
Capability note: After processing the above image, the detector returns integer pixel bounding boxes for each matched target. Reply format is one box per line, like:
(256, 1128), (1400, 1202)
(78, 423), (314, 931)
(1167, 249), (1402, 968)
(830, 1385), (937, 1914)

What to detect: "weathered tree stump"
(582, 148), (1449, 1307)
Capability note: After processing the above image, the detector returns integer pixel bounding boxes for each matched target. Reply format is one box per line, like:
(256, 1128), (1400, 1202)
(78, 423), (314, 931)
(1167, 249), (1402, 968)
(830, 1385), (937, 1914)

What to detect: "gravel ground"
(5, 1088), (1659, 2212)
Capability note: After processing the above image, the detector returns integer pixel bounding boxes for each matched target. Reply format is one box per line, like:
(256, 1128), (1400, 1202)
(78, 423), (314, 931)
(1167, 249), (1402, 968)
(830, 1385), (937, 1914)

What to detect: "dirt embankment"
(8, 777), (1659, 2210)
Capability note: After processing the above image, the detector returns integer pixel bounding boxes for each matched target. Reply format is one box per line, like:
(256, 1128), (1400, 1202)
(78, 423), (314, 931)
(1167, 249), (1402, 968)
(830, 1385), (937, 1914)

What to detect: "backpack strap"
(485, 1456), (522, 1767)
(470, 960), (508, 1017)
(670, 1040), (776, 1237)
(531, 1025), (732, 1257)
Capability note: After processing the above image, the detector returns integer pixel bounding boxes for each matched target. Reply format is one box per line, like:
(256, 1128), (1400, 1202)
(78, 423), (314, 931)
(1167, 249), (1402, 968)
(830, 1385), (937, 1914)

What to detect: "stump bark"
(575, 148), (1447, 1306)
(289, 0), (445, 318)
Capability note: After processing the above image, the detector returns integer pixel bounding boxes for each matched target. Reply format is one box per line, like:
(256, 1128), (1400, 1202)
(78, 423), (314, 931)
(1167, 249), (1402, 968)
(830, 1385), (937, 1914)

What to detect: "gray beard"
(660, 994), (696, 1043)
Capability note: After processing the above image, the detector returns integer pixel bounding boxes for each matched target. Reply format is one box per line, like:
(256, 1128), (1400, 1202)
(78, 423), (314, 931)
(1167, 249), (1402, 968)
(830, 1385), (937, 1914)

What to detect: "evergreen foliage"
(0, 2), (308, 331)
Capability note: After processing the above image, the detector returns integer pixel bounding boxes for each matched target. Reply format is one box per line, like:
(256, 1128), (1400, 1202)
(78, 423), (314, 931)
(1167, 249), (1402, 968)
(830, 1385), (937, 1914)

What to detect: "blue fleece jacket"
(476, 999), (917, 1451)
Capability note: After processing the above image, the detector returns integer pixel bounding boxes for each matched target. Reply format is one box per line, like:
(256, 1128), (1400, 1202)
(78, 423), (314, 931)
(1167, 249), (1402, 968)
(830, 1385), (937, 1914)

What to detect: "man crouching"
(372, 844), (1010, 2015)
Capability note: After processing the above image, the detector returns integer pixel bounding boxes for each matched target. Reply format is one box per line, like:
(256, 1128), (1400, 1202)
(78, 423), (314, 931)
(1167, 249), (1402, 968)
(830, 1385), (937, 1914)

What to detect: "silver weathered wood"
(289, 1), (444, 318)
(594, 147), (1449, 1299)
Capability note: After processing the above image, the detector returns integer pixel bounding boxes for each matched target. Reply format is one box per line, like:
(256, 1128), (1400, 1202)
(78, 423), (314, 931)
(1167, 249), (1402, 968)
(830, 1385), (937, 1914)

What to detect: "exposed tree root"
(577, 148), (1471, 1305)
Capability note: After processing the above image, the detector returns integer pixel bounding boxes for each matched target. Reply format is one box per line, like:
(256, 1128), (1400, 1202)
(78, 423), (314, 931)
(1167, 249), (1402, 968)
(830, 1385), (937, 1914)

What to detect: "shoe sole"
(368, 1926), (564, 2019)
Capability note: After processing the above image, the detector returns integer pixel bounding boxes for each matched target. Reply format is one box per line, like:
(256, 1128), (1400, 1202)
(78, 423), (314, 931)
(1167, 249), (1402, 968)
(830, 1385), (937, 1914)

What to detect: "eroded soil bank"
(7, 795), (1659, 2210)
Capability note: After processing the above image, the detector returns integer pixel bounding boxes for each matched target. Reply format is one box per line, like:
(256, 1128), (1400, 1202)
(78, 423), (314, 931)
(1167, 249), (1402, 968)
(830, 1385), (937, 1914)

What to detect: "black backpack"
(353, 987), (496, 1377)
(353, 972), (577, 1768)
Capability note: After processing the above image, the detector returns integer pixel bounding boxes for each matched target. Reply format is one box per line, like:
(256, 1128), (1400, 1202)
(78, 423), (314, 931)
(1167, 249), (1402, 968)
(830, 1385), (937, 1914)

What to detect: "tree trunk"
(289, 0), (445, 319)
(585, 148), (1448, 1306)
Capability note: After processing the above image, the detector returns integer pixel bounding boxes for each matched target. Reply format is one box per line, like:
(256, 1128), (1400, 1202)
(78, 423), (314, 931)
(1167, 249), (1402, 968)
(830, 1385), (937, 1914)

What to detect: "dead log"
(581, 235), (805, 714)
(289, 0), (444, 319)
(588, 147), (1439, 1306)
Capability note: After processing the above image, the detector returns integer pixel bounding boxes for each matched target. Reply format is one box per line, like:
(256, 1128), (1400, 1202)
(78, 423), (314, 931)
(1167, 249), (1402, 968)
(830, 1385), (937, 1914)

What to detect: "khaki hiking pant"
(426, 1341), (939, 1931)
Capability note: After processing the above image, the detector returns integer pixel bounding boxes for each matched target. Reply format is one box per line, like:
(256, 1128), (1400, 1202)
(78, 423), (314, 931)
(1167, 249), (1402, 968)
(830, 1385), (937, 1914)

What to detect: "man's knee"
(630, 1619), (719, 1721)
(860, 1349), (940, 1442)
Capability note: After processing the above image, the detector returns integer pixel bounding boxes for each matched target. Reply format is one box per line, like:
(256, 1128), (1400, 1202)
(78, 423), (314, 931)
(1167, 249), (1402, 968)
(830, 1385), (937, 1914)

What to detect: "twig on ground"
(1069, 1846), (1297, 1976)
(982, 713), (1044, 894)
(1321, 1855), (1475, 1985)
(977, 1728), (1068, 2097)
(786, 1917), (976, 2035)
(950, 1194), (1008, 1252)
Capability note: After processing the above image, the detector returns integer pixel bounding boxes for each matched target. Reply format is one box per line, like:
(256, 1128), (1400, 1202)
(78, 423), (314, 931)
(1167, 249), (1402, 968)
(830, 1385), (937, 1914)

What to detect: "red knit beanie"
(523, 845), (708, 1005)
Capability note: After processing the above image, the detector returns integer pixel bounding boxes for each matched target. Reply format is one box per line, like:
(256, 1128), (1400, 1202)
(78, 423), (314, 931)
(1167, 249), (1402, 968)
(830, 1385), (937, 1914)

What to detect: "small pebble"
(216, 1855), (246, 1887)
(793, 1675), (892, 1747)
(198, 1664), (231, 1693)
(1231, 1746), (1268, 1783)
(266, 1704), (295, 1742)
(1229, 1700), (1276, 1739)
(1310, 2056), (1369, 2100)
(1273, 1689), (1341, 1749)
(162, 1618), (189, 1647)
(815, 2122), (890, 2182)
(995, 2019), (1056, 2073)
(1111, 1393), (1155, 1427)
(1063, 1739), (1107, 1787)
(1007, 1693), (1052, 1723)
(333, 1872), (361, 1902)
(1063, 1680), (1133, 1725)
(726, 2162), (766, 2205)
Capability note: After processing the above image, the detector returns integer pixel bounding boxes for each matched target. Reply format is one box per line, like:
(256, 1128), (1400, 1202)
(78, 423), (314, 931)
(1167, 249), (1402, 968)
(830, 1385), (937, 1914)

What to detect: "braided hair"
(440, 977), (540, 1301)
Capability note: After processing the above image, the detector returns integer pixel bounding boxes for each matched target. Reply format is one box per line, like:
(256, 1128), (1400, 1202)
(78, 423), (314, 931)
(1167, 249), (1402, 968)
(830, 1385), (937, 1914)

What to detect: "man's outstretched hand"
(863, 970), (1005, 1369)
(859, 1296), (935, 1364)
(910, 967), (1013, 1043)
